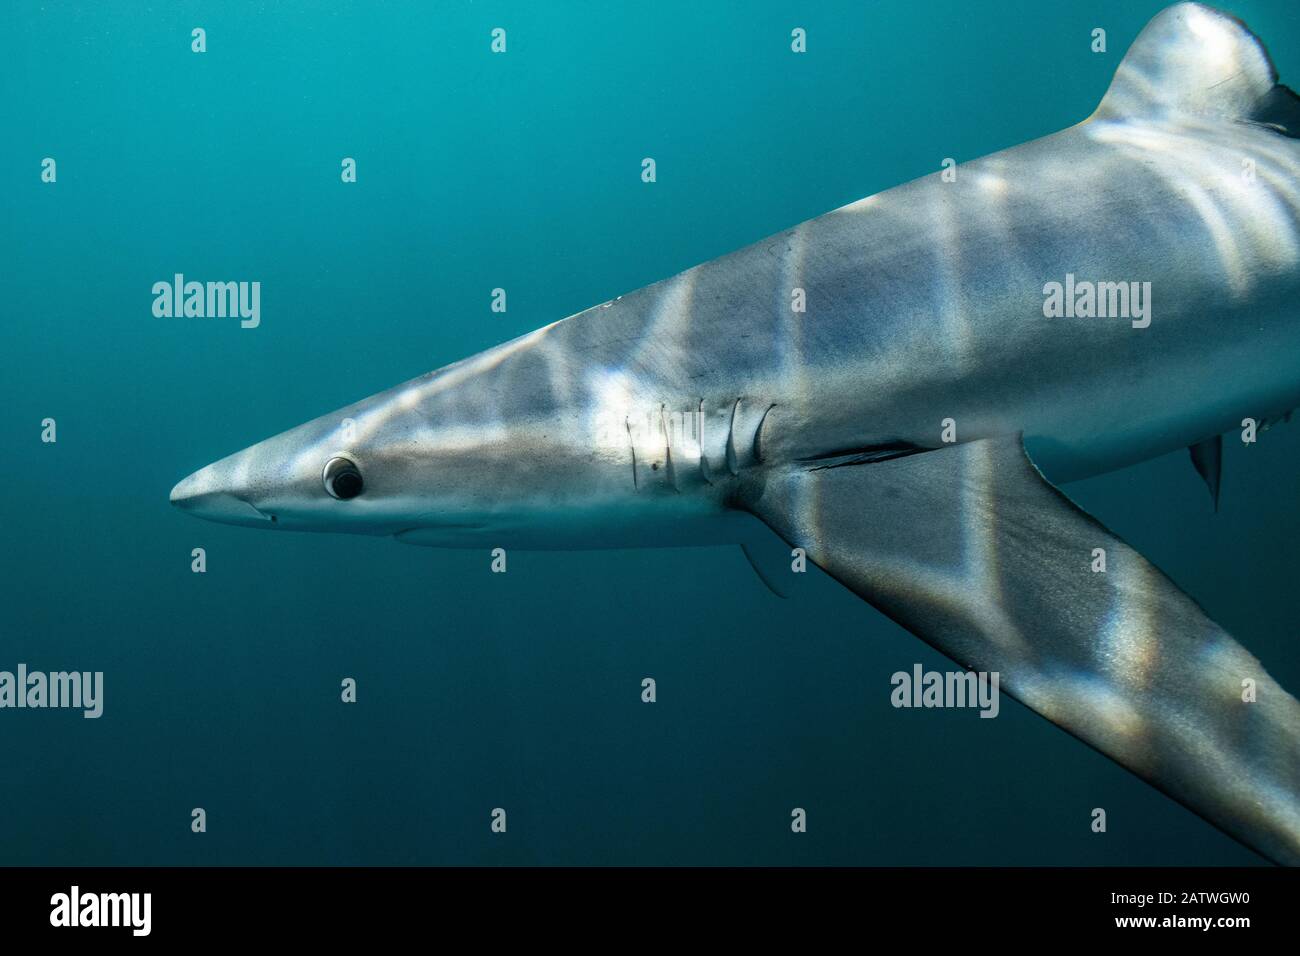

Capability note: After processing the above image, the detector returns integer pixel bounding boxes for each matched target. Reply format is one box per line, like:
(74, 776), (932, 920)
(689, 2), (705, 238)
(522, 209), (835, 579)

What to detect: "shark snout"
(170, 465), (274, 527)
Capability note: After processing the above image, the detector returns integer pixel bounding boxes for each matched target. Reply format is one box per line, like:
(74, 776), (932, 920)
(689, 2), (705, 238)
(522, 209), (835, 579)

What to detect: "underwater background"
(3, 0), (1299, 865)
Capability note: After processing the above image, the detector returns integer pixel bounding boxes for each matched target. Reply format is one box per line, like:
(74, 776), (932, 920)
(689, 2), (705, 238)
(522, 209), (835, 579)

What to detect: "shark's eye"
(323, 456), (364, 500)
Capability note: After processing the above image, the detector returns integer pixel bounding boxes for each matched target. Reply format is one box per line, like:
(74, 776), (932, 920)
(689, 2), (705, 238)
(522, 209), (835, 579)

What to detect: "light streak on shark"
(171, 4), (1300, 863)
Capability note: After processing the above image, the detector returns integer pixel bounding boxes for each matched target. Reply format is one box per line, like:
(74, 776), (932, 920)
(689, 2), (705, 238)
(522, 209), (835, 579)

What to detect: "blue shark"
(172, 4), (1300, 863)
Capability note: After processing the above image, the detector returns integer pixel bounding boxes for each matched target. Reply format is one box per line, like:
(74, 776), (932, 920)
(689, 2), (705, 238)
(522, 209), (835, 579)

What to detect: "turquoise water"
(3, 0), (1299, 864)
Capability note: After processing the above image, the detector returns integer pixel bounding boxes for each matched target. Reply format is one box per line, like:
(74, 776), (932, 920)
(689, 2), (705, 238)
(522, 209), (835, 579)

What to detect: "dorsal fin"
(1096, 3), (1286, 125)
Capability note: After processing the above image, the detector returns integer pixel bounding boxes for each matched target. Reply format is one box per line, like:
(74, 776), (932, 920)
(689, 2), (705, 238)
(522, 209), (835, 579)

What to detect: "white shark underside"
(172, 5), (1300, 863)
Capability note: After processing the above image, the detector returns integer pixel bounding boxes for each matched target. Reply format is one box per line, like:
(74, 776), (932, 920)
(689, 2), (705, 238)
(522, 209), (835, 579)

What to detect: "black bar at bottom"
(0, 866), (1291, 940)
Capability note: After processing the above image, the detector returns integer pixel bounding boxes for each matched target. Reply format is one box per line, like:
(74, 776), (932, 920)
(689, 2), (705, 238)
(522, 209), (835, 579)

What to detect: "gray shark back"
(432, 5), (1300, 492)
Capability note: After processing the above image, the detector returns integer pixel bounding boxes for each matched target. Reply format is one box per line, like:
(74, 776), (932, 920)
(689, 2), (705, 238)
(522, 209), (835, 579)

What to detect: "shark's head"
(168, 355), (541, 543)
(170, 393), (433, 538)
(169, 337), (664, 547)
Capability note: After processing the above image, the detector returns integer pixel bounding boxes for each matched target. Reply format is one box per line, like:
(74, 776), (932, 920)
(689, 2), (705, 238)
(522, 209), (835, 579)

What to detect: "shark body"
(172, 5), (1300, 863)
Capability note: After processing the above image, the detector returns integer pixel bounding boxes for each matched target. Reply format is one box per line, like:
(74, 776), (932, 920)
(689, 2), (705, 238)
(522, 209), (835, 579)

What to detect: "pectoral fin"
(1189, 434), (1223, 510)
(739, 435), (1300, 864)
(737, 520), (808, 598)
(739, 542), (790, 598)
